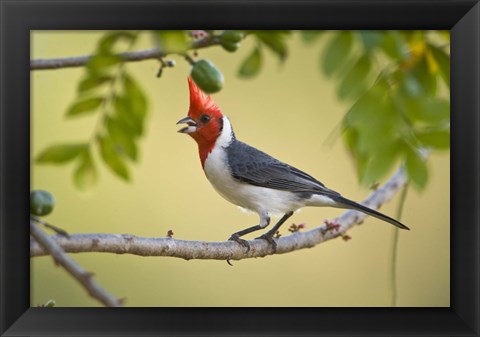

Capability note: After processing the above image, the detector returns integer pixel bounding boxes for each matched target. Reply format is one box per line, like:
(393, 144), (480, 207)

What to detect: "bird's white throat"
(215, 115), (235, 148)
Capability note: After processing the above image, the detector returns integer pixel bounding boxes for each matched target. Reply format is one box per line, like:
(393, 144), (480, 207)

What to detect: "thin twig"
(31, 215), (70, 238)
(30, 35), (220, 70)
(31, 167), (408, 261)
(30, 221), (122, 307)
(390, 183), (409, 306)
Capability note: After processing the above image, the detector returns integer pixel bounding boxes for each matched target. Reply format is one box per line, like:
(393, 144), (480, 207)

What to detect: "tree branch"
(30, 36), (220, 70)
(31, 167), (408, 261)
(30, 220), (122, 307)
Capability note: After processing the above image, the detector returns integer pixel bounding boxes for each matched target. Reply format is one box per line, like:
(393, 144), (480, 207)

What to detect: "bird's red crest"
(187, 77), (222, 119)
(183, 78), (225, 167)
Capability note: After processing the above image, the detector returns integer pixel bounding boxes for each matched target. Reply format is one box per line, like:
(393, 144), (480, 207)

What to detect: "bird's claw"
(256, 234), (277, 253)
(228, 234), (250, 252)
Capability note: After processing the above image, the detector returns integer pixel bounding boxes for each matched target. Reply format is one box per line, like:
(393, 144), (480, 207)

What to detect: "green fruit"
(30, 190), (55, 216)
(220, 40), (239, 52)
(220, 31), (244, 43)
(190, 60), (224, 94)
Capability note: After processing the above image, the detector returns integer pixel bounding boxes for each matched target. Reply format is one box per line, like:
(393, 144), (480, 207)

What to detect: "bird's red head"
(177, 78), (225, 165)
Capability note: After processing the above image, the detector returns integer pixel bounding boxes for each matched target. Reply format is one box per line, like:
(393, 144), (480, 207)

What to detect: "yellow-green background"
(31, 31), (450, 307)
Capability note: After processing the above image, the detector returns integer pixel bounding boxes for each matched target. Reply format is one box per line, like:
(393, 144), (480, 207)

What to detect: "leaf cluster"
(238, 31), (290, 78)
(36, 31), (148, 189)
(312, 31), (450, 189)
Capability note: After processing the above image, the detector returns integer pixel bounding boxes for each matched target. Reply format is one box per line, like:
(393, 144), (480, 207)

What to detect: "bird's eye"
(200, 114), (211, 123)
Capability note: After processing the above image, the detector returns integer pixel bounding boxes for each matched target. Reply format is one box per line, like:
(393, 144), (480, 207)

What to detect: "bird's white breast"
(203, 117), (306, 217)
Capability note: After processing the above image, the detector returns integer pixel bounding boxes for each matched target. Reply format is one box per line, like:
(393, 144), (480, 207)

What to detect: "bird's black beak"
(176, 117), (198, 134)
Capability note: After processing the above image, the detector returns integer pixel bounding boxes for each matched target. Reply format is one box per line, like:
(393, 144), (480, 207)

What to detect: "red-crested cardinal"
(177, 78), (409, 251)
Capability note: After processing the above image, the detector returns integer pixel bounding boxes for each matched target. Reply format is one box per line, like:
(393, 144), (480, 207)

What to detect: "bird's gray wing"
(227, 141), (341, 197)
(225, 141), (410, 229)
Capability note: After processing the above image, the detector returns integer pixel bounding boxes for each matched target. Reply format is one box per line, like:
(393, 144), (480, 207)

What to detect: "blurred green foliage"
(320, 31), (450, 189)
(35, 30), (450, 191)
(238, 47), (262, 78)
(36, 31), (147, 189)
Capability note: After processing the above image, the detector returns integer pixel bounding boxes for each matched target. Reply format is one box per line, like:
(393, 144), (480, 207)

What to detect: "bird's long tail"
(331, 195), (410, 230)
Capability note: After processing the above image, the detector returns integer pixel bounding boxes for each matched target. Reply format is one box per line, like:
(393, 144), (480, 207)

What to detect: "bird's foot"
(228, 234), (250, 252)
(255, 233), (277, 253)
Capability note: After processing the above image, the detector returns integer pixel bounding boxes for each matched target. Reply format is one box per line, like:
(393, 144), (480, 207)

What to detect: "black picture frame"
(1, 1), (478, 336)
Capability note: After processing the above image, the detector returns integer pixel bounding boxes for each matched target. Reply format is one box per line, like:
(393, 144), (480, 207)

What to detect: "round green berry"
(30, 190), (55, 216)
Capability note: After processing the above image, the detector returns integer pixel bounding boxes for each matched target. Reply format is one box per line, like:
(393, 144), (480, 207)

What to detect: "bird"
(177, 78), (409, 251)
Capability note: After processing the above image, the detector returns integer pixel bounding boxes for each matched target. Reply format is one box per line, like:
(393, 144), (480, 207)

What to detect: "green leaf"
(36, 144), (86, 164)
(78, 75), (112, 93)
(430, 45), (450, 88)
(238, 47), (262, 78)
(66, 97), (103, 117)
(73, 148), (98, 190)
(343, 128), (370, 184)
(356, 122), (397, 162)
(114, 95), (143, 136)
(299, 30), (324, 44)
(99, 31), (136, 52)
(321, 31), (354, 77)
(342, 127), (359, 154)
(254, 31), (288, 62)
(345, 83), (389, 129)
(98, 136), (130, 181)
(346, 88), (401, 156)
(110, 74), (148, 137)
(337, 55), (372, 100)
(87, 52), (121, 74)
(358, 31), (383, 53)
(106, 117), (138, 161)
(123, 74), (148, 120)
(345, 92), (378, 128)
(361, 141), (402, 186)
(401, 72), (423, 97)
(155, 31), (189, 54)
(415, 129), (450, 150)
(411, 56), (437, 96)
(403, 97), (450, 125)
(405, 148), (428, 189)
(421, 99), (450, 124)
(381, 31), (408, 60)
